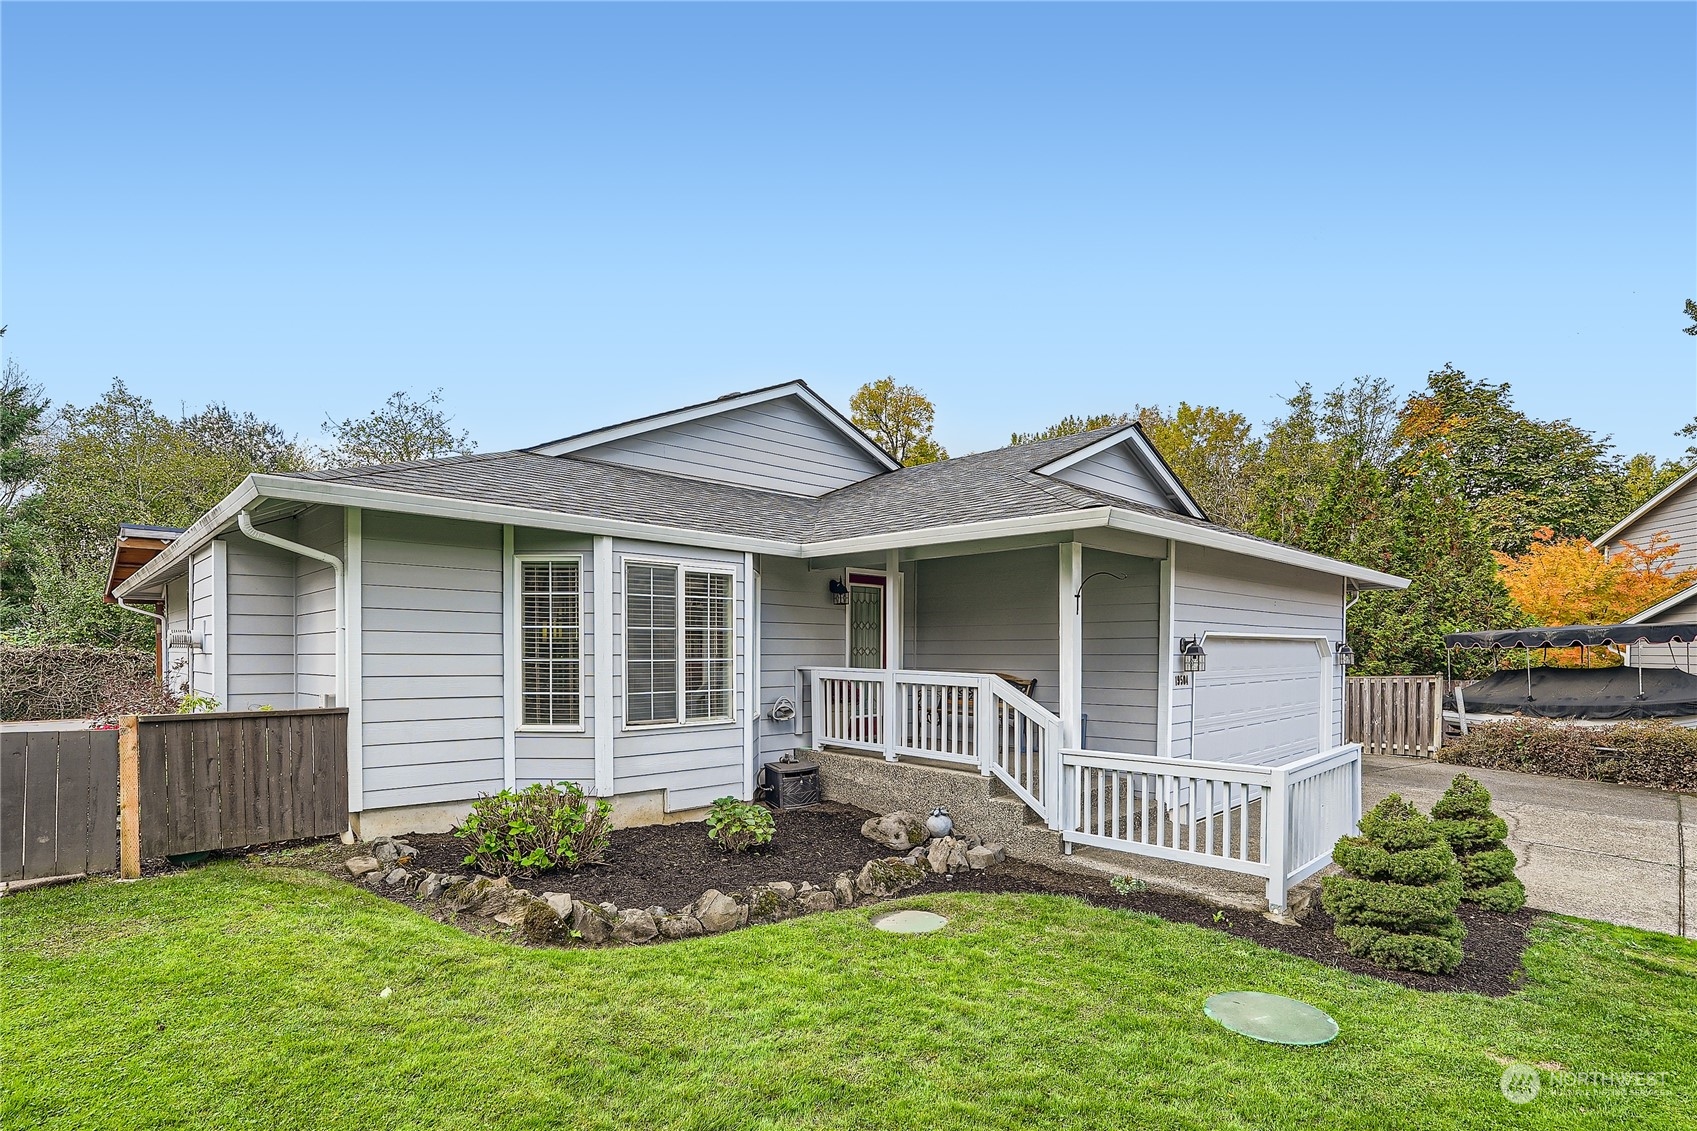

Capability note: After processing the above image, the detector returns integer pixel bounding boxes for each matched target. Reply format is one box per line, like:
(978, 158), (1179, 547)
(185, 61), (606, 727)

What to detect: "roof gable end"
(1033, 425), (1207, 520)
(526, 381), (897, 497)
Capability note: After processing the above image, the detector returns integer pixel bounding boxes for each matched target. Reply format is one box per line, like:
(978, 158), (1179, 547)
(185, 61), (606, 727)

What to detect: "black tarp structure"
(1441, 624), (1697, 650)
(1450, 667), (1697, 720)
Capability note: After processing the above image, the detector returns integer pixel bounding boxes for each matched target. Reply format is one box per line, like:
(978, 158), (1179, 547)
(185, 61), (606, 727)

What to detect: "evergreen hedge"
(1321, 794), (1466, 975)
(1430, 773), (1527, 912)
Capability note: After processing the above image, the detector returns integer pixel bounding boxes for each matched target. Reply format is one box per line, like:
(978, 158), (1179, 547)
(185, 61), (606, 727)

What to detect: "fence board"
(123, 709), (349, 863)
(1345, 676), (1444, 758)
(88, 730), (118, 871)
(52, 732), (92, 881)
(1, 729), (26, 879)
(21, 736), (59, 880)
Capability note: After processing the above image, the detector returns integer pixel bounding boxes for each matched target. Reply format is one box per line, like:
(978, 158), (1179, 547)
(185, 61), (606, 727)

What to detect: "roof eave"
(1625, 580), (1697, 624)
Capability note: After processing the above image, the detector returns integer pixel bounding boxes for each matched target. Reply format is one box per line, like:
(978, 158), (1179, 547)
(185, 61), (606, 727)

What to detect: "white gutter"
(114, 597), (166, 683)
(237, 510), (347, 708)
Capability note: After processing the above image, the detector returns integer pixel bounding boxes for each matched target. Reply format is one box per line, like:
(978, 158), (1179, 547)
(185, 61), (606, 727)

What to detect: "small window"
(520, 559), (582, 727)
(625, 561), (735, 726)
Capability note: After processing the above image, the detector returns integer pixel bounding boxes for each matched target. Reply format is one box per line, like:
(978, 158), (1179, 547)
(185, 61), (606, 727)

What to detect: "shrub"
(1430, 774), (1527, 912)
(706, 797), (775, 853)
(1441, 718), (1697, 791)
(455, 783), (612, 878)
(1321, 794), (1466, 975)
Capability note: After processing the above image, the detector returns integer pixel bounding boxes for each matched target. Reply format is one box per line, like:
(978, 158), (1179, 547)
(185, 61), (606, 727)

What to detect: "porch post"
(1057, 541), (1083, 749)
(1156, 540), (1175, 757)
(884, 549), (903, 671)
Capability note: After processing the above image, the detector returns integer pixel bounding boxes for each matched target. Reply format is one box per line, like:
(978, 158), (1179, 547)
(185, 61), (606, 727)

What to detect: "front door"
(847, 573), (887, 669)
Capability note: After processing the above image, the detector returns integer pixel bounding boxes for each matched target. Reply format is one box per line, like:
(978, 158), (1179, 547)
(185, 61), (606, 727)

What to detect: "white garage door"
(1190, 637), (1326, 766)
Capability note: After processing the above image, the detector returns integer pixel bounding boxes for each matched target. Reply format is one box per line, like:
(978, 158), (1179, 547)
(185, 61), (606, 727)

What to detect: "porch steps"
(811, 747), (1323, 917)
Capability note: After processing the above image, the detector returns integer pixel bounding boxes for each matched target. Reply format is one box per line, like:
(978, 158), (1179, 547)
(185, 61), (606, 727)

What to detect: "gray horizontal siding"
(1080, 548), (1161, 755)
(1611, 475), (1697, 577)
(575, 393), (886, 497)
(295, 505), (343, 707)
(360, 511), (505, 810)
(163, 575), (192, 699)
(757, 555), (843, 762)
(188, 545), (216, 700)
(225, 527), (298, 710)
(1170, 545), (1344, 761)
(1051, 442), (1173, 511)
(912, 547), (1061, 714)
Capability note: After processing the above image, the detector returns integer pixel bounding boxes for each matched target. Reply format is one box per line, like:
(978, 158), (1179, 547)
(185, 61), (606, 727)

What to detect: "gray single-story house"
(113, 381), (1406, 908)
(1596, 463), (1697, 672)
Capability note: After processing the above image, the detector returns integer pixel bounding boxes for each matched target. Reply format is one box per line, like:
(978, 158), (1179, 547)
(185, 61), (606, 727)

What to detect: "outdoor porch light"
(1179, 637), (1207, 674)
(829, 578), (851, 605)
(1336, 642), (1356, 667)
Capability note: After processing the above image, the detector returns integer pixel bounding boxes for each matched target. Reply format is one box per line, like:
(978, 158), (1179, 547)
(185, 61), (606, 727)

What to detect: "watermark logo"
(1500, 1063), (1541, 1105)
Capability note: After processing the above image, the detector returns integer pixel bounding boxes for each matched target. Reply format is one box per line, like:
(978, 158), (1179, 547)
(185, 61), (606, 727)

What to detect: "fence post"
(975, 678), (993, 777)
(1263, 765), (1291, 913)
(118, 715), (141, 879)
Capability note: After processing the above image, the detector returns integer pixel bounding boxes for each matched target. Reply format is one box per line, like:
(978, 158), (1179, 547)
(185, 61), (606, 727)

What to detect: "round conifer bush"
(1430, 773), (1526, 913)
(1321, 794), (1466, 975)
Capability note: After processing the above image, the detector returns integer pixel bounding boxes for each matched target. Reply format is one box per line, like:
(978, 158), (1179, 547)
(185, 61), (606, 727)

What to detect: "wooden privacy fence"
(119, 708), (349, 877)
(1, 726), (120, 883)
(1345, 675), (1444, 758)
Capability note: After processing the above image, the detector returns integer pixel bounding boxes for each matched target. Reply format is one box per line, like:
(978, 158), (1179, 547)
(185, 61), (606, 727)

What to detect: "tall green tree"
(5, 380), (308, 647)
(0, 358), (49, 513)
(1135, 403), (1262, 529)
(849, 377), (946, 466)
(322, 389), (474, 467)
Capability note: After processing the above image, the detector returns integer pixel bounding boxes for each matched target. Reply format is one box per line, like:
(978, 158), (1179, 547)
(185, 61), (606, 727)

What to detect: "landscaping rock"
(414, 872), (451, 901)
(372, 841), (399, 866)
(541, 892), (574, 920)
(691, 889), (747, 934)
(382, 867), (411, 887)
(861, 811), (930, 852)
(799, 889), (837, 914)
(926, 837), (956, 874)
(614, 908), (659, 944)
(965, 843), (1006, 871)
(571, 900), (618, 945)
(658, 913), (704, 940)
(444, 875), (513, 915)
(856, 857), (927, 897)
(345, 855), (382, 877)
(515, 898), (568, 944)
(747, 882), (799, 923)
(831, 872), (857, 907)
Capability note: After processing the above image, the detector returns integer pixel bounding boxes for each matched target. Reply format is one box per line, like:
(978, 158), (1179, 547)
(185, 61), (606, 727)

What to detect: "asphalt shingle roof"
(279, 425), (1243, 546)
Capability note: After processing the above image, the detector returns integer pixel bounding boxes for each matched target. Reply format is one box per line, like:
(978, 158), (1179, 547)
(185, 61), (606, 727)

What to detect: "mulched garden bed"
(338, 802), (1535, 996)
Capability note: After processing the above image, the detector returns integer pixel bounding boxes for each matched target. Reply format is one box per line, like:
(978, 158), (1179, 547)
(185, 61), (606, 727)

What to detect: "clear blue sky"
(4, 2), (1694, 460)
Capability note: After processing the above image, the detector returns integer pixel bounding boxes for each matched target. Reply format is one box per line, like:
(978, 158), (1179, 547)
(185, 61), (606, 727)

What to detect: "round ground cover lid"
(1203, 991), (1338, 1046)
(871, 909), (948, 934)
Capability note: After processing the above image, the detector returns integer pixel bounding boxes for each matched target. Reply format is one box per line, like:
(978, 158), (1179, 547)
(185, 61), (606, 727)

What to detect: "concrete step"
(811, 746), (1313, 917)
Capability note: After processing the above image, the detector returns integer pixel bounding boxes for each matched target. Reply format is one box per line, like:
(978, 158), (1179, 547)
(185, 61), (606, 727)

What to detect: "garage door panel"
(1191, 638), (1323, 766)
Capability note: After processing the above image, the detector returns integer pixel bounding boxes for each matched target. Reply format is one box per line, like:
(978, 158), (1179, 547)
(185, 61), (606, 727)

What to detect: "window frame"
(620, 555), (738, 731)
(513, 553), (587, 733)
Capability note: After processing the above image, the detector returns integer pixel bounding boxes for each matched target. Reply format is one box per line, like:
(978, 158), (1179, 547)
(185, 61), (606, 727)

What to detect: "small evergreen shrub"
(455, 782), (612, 877)
(1321, 794), (1466, 975)
(706, 797), (775, 853)
(1430, 773), (1527, 912)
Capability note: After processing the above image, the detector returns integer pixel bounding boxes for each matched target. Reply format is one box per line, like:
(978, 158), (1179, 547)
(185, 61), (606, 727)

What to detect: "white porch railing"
(806, 667), (1064, 828)
(1059, 743), (1362, 912)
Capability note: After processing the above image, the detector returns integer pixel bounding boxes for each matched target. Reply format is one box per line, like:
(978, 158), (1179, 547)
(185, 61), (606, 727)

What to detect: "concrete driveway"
(1362, 754), (1693, 939)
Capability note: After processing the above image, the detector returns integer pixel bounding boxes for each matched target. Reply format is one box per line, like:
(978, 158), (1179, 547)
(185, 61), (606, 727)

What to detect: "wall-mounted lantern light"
(1335, 642), (1356, 667)
(1179, 637), (1207, 674)
(829, 578), (851, 606)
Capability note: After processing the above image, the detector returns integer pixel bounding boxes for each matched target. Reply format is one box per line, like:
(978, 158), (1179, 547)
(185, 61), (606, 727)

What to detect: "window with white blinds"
(519, 559), (582, 727)
(624, 561), (734, 726)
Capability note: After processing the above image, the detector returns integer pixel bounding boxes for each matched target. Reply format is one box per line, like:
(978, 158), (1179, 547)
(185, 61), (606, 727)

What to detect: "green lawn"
(3, 861), (1693, 1130)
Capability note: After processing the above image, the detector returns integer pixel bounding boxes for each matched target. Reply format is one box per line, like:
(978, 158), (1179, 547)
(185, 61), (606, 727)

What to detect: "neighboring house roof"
(1593, 464), (1697, 549)
(1625, 579), (1697, 624)
(115, 392), (1411, 599)
(104, 525), (184, 604)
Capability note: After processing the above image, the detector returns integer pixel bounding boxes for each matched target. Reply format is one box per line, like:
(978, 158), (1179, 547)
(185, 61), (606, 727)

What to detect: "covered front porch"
(779, 532), (1363, 912)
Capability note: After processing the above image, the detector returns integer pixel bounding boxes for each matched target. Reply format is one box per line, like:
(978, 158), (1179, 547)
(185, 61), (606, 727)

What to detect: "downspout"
(237, 510), (346, 709)
(115, 597), (166, 684)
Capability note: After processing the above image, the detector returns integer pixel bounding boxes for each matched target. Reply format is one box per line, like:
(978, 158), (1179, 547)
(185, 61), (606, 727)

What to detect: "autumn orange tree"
(1494, 529), (1695, 656)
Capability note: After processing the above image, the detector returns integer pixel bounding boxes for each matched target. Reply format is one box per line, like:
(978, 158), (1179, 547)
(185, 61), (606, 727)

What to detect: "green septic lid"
(871, 909), (948, 934)
(1204, 992), (1339, 1046)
